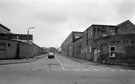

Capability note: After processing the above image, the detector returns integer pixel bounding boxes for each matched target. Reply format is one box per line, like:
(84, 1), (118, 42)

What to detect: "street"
(0, 54), (135, 84)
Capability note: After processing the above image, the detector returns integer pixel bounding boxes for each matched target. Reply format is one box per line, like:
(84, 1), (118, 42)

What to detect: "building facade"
(0, 22), (44, 59)
(61, 31), (82, 57)
(61, 20), (135, 64)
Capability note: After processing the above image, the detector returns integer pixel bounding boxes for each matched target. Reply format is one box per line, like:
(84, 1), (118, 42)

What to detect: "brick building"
(0, 22), (44, 59)
(91, 20), (135, 64)
(61, 20), (135, 64)
(61, 31), (82, 57)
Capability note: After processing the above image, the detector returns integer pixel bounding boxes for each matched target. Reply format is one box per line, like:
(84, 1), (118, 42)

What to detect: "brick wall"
(117, 20), (135, 35)
(0, 39), (18, 59)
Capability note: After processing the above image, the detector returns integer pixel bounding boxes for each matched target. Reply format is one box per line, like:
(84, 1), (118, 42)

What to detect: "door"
(94, 49), (98, 62)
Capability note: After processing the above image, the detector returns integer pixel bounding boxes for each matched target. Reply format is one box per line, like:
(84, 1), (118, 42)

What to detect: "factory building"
(61, 20), (135, 64)
(0, 23), (44, 59)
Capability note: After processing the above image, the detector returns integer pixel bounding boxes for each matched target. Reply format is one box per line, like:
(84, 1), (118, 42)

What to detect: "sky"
(0, 0), (135, 47)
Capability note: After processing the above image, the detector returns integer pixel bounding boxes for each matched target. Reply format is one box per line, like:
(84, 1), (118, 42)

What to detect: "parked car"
(48, 52), (55, 59)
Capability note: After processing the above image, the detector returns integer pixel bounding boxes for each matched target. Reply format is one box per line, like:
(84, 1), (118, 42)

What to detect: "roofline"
(0, 23), (11, 31)
(72, 31), (83, 34)
(0, 33), (33, 36)
(91, 24), (116, 27)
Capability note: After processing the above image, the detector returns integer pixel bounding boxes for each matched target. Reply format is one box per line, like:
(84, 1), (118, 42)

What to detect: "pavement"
(0, 54), (46, 65)
(63, 55), (135, 70)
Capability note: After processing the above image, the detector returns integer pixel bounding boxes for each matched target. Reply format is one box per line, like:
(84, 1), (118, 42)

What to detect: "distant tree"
(49, 47), (57, 53)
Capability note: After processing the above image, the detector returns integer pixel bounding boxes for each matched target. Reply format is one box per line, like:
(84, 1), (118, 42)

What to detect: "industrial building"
(0, 23), (44, 59)
(61, 20), (135, 64)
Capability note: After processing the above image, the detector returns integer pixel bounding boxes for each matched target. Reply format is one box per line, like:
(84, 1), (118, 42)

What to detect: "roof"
(0, 33), (32, 36)
(117, 20), (135, 27)
(0, 23), (11, 31)
(92, 24), (116, 27)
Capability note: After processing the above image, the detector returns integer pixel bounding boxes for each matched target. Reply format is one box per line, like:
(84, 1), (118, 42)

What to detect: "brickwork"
(93, 34), (135, 63)
(117, 20), (135, 35)
(61, 20), (135, 64)
(0, 38), (44, 59)
(0, 39), (17, 59)
(61, 31), (82, 57)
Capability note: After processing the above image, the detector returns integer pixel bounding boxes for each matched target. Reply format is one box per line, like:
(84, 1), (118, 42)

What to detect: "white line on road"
(55, 56), (66, 70)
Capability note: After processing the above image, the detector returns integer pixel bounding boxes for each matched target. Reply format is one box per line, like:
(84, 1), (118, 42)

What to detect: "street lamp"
(28, 27), (35, 43)
(27, 27), (35, 60)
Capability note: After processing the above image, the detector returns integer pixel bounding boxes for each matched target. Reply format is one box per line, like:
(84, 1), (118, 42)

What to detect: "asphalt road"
(0, 54), (135, 84)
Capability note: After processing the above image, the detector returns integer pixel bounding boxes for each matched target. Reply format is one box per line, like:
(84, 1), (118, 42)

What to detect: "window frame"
(109, 46), (116, 58)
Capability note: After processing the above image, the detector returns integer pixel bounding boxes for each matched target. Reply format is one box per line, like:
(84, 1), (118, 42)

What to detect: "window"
(109, 46), (116, 58)
(8, 43), (10, 47)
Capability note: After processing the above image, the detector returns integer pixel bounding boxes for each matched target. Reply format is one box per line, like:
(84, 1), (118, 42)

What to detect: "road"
(0, 54), (135, 84)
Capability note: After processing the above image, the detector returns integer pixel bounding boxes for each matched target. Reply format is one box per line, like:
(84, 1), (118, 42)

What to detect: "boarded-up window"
(0, 43), (6, 51)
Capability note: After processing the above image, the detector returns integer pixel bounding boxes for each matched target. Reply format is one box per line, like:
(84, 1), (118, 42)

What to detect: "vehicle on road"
(48, 52), (55, 59)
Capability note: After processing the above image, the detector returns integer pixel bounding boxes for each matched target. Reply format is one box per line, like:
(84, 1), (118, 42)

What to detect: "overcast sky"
(0, 0), (135, 47)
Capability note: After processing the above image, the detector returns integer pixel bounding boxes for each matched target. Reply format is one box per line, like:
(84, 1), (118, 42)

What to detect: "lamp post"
(28, 27), (35, 43)
(27, 27), (35, 60)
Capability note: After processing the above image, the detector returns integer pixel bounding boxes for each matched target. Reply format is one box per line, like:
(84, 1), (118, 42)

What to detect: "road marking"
(55, 56), (66, 70)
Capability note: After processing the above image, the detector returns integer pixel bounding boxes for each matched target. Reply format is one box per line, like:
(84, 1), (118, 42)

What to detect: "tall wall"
(61, 20), (135, 64)
(93, 34), (135, 64)
(0, 39), (18, 59)
(0, 38), (44, 59)
(117, 20), (135, 35)
(61, 31), (82, 57)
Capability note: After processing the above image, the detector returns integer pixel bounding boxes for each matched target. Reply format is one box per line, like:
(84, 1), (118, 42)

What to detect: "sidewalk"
(0, 54), (46, 65)
(62, 55), (135, 70)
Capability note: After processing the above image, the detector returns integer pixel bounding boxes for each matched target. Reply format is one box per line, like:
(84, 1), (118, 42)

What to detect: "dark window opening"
(110, 47), (115, 51)
(8, 43), (10, 47)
